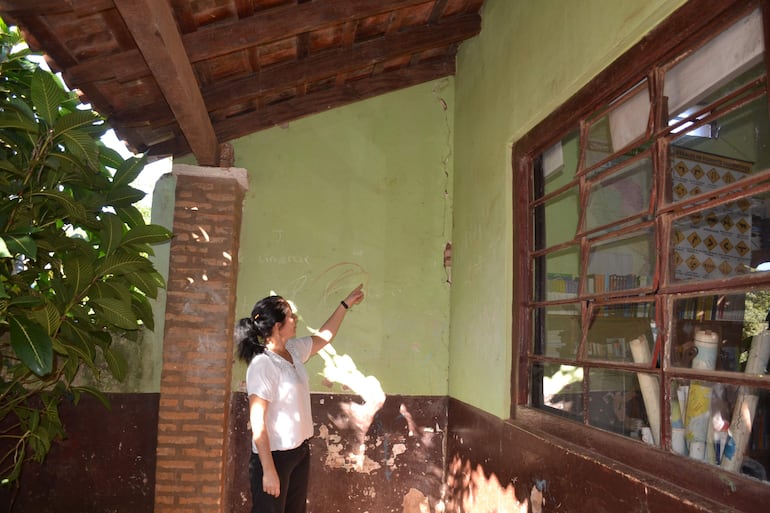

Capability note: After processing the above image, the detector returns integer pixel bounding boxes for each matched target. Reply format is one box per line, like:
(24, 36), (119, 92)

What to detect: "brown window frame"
(511, 0), (770, 509)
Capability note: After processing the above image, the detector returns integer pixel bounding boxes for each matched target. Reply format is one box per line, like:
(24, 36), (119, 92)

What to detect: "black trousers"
(249, 439), (310, 513)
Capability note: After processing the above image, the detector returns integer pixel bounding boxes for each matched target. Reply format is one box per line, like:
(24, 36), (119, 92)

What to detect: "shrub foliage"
(0, 20), (172, 484)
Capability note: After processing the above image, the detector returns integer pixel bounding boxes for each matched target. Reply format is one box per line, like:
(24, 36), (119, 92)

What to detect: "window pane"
(671, 201), (753, 281)
(534, 362), (583, 423)
(587, 229), (654, 292)
(669, 95), (768, 207)
(542, 186), (579, 248)
(665, 8), (763, 120)
(541, 129), (580, 196)
(537, 245), (580, 301)
(535, 304), (581, 358)
(585, 82), (650, 168)
(671, 187), (770, 283)
(586, 302), (655, 363)
(587, 368), (659, 445)
(586, 156), (652, 232)
(671, 291), (770, 374)
(671, 379), (770, 482)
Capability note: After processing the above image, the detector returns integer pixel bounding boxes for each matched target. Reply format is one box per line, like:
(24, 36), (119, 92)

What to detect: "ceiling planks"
(0, 0), (484, 163)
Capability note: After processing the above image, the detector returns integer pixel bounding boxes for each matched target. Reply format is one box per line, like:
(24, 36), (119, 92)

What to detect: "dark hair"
(236, 295), (291, 362)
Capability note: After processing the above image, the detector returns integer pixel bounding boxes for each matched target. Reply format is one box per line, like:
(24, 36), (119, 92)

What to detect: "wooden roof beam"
(113, 0), (219, 165)
(111, 13), (480, 125)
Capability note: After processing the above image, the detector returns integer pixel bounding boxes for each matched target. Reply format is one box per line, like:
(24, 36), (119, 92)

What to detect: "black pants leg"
(249, 440), (310, 513)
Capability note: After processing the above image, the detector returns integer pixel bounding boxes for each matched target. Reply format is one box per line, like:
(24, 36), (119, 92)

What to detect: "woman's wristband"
(340, 300), (350, 310)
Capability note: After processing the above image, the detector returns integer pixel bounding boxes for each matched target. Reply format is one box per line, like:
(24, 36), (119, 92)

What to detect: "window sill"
(511, 407), (766, 512)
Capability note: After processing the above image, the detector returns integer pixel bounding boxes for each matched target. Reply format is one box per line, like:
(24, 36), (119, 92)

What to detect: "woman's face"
(277, 306), (297, 339)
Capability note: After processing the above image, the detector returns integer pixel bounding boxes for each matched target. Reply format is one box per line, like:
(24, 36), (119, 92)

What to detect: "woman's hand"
(344, 283), (365, 308)
(262, 468), (280, 497)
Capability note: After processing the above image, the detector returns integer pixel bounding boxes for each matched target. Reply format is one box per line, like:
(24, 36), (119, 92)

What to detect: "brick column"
(154, 164), (248, 513)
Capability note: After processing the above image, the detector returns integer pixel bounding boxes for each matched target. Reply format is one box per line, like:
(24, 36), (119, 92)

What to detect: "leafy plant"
(0, 20), (172, 484)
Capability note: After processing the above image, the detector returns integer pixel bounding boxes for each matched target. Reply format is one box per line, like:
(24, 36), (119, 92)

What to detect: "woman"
(236, 284), (365, 513)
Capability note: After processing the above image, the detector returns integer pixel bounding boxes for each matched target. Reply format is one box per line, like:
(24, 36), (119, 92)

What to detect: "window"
(514, 0), (770, 496)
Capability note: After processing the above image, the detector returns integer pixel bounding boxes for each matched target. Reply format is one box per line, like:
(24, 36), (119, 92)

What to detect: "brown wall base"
(0, 393), (448, 513)
(3, 394), (761, 512)
(226, 393), (448, 513)
(0, 393), (159, 513)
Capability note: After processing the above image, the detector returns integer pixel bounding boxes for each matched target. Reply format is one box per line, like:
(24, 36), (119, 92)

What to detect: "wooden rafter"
(113, 0), (219, 165)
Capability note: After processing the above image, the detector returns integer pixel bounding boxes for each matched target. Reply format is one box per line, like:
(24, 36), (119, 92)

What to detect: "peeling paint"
(530, 484), (545, 513)
(318, 424), (382, 474)
(402, 488), (431, 513)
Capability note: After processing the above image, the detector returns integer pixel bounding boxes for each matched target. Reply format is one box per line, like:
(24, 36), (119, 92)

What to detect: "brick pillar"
(154, 164), (248, 513)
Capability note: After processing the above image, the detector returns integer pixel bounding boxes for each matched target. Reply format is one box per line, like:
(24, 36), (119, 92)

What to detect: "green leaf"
(59, 129), (99, 171)
(97, 144), (125, 171)
(2, 234), (36, 259)
(8, 313), (53, 376)
(0, 109), (39, 133)
(105, 184), (145, 207)
(59, 320), (97, 363)
(63, 254), (94, 298)
(120, 224), (172, 247)
(115, 206), (146, 228)
(0, 237), (10, 258)
(112, 155), (146, 189)
(131, 291), (155, 331)
(53, 110), (100, 137)
(91, 297), (137, 329)
(101, 345), (128, 382)
(91, 281), (132, 304)
(30, 190), (87, 222)
(95, 254), (152, 278)
(9, 295), (45, 308)
(99, 212), (124, 256)
(70, 385), (111, 409)
(124, 270), (160, 299)
(30, 67), (65, 125)
(27, 302), (61, 336)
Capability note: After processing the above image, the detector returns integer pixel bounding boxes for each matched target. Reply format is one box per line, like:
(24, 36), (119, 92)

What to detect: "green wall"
(231, 79), (454, 396)
(449, 0), (688, 417)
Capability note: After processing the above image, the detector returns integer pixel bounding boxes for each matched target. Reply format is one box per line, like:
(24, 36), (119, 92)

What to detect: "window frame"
(511, 0), (770, 508)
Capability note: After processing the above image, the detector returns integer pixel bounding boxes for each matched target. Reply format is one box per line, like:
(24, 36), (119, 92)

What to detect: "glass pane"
(672, 378), (770, 483)
(534, 362), (583, 423)
(535, 304), (581, 358)
(669, 95), (768, 207)
(587, 229), (655, 292)
(586, 302), (656, 363)
(671, 292), (770, 374)
(587, 368), (659, 445)
(585, 156), (652, 232)
(665, 8), (763, 120)
(671, 187), (770, 284)
(542, 186), (579, 248)
(585, 82), (650, 168)
(537, 245), (580, 301)
(541, 129), (580, 196)
(670, 200), (753, 281)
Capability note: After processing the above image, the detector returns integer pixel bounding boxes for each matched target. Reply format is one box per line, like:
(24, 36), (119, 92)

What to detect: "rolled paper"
(629, 335), (660, 445)
(685, 381), (713, 461)
(672, 427), (687, 455)
(721, 330), (770, 472)
(677, 386), (689, 426)
(671, 397), (684, 428)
